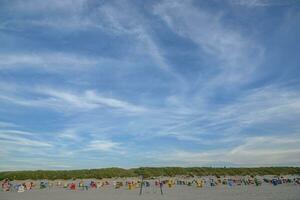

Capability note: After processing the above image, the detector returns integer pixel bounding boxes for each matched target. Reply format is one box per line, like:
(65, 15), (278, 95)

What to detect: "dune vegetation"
(1, 167), (300, 180)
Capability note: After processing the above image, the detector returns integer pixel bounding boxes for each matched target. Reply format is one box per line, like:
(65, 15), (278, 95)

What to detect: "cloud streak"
(0, 130), (52, 147)
(231, 0), (298, 7)
(0, 86), (148, 113)
(0, 53), (114, 72)
(86, 140), (121, 152)
(154, 0), (263, 68)
(153, 135), (300, 166)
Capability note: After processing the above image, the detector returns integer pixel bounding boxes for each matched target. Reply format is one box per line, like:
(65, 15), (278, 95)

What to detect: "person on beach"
(159, 181), (163, 195)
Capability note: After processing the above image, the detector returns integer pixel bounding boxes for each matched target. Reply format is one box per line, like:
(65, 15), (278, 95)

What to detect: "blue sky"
(0, 0), (300, 171)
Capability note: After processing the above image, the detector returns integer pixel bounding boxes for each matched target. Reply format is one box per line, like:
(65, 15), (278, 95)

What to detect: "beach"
(1, 180), (299, 200)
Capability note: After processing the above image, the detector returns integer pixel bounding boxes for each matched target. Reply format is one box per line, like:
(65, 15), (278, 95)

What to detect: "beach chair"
(196, 180), (203, 188)
(25, 182), (33, 190)
(210, 179), (216, 187)
(254, 178), (261, 186)
(17, 185), (25, 193)
(97, 181), (102, 188)
(69, 183), (76, 190)
(145, 181), (150, 187)
(263, 178), (267, 183)
(115, 181), (123, 189)
(56, 181), (62, 187)
(271, 179), (278, 186)
(133, 181), (138, 188)
(13, 184), (19, 192)
(128, 182), (133, 190)
(78, 181), (85, 190)
(90, 181), (97, 189)
(1, 179), (11, 192)
(167, 180), (173, 188)
(40, 181), (48, 189)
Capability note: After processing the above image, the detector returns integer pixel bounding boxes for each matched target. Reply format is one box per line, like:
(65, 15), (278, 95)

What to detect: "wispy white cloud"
(138, 84), (300, 145)
(0, 121), (18, 128)
(0, 157), (73, 171)
(37, 88), (148, 113)
(86, 139), (121, 152)
(0, 53), (97, 66)
(0, 85), (148, 113)
(231, 0), (298, 7)
(0, 53), (108, 71)
(153, 0), (265, 92)
(4, 0), (87, 13)
(1, 0), (185, 85)
(1, 0), (100, 32)
(204, 86), (300, 129)
(154, 0), (263, 68)
(0, 129), (34, 136)
(57, 128), (82, 141)
(0, 130), (52, 147)
(153, 135), (300, 166)
(84, 90), (148, 113)
(96, 1), (185, 83)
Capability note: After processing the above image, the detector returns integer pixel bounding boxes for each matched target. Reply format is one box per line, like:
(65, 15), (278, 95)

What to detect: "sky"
(0, 0), (300, 171)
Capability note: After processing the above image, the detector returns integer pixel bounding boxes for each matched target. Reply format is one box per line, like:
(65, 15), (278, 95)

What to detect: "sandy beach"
(1, 180), (300, 200)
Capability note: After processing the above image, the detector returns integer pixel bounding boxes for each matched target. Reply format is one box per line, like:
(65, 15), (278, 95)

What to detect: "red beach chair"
(69, 183), (76, 190)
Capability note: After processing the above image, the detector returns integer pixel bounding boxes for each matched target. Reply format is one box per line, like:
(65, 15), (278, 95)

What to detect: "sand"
(1, 184), (300, 200)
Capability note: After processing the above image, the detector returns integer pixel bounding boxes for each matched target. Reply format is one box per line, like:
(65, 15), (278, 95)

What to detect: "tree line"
(1, 167), (299, 180)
